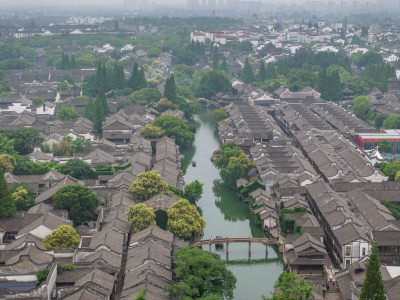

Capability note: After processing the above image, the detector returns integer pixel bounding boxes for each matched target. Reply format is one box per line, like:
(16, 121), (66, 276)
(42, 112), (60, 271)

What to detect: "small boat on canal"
(215, 235), (223, 249)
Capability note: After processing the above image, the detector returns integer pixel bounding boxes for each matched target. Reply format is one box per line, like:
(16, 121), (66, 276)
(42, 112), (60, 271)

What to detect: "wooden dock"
(194, 237), (283, 254)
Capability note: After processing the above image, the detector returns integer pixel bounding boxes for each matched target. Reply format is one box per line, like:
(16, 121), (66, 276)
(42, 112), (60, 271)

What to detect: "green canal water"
(181, 108), (284, 300)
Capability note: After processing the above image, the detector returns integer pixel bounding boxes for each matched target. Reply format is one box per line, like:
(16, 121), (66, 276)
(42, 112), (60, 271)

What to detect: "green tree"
(132, 88), (162, 104)
(128, 62), (142, 91)
(378, 161), (400, 181)
(97, 88), (109, 116)
(4, 127), (43, 155)
(360, 239), (385, 300)
(155, 209), (168, 230)
(70, 55), (77, 69)
(258, 60), (266, 81)
(213, 108), (228, 123)
(213, 143), (243, 169)
(33, 97), (45, 105)
(221, 56), (229, 72)
(212, 47), (219, 70)
(262, 271), (316, 300)
(0, 154), (16, 173)
(135, 290), (146, 300)
(53, 184), (99, 226)
(240, 57), (254, 83)
(126, 203), (156, 233)
(70, 137), (92, 154)
(0, 133), (15, 155)
(57, 80), (69, 91)
(58, 106), (77, 120)
(128, 170), (169, 202)
(164, 74), (177, 101)
(184, 180), (204, 204)
(194, 70), (231, 98)
(165, 247), (236, 299)
(42, 225), (80, 249)
(382, 114), (400, 129)
(266, 63), (277, 80)
(375, 114), (388, 129)
(56, 159), (98, 180)
(147, 48), (161, 58)
(11, 184), (36, 212)
(93, 93), (106, 134)
(351, 96), (370, 119)
(37, 269), (49, 284)
(167, 199), (205, 239)
(153, 115), (195, 149)
(0, 167), (16, 217)
(135, 68), (148, 91)
(377, 139), (393, 153)
(155, 98), (177, 112)
(140, 124), (165, 139)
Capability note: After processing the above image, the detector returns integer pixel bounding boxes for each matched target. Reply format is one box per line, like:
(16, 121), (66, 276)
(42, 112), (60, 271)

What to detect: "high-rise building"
(208, 0), (217, 9)
(226, 0), (239, 10)
(187, 0), (199, 8)
(124, 0), (139, 10)
(202, 0), (207, 8)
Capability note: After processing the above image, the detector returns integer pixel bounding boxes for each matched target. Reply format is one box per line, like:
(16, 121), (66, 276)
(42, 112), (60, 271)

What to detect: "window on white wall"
(345, 245), (351, 256)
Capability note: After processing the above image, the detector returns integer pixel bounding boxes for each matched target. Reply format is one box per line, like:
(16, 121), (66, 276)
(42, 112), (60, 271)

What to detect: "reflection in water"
(181, 107), (283, 299)
(180, 144), (195, 174)
(213, 179), (249, 222)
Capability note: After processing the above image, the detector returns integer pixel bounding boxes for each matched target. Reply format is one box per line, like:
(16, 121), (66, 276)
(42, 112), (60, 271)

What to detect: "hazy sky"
(0, 0), (292, 8)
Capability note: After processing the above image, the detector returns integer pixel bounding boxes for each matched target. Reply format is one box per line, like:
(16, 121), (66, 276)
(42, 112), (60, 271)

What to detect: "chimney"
(43, 103), (46, 112)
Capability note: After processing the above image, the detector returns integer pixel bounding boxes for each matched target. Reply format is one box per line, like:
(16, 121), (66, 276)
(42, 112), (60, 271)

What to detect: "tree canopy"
(11, 184), (36, 213)
(53, 184), (99, 226)
(128, 170), (169, 202)
(153, 115), (194, 149)
(213, 143), (255, 187)
(213, 108), (228, 123)
(263, 271), (316, 300)
(184, 180), (204, 204)
(193, 70), (231, 98)
(126, 203), (156, 233)
(43, 225), (80, 250)
(4, 127), (43, 155)
(140, 124), (165, 139)
(56, 159), (98, 180)
(240, 57), (254, 83)
(58, 106), (77, 120)
(351, 96), (371, 119)
(165, 247), (236, 299)
(0, 154), (16, 173)
(167, 199), (205, 239)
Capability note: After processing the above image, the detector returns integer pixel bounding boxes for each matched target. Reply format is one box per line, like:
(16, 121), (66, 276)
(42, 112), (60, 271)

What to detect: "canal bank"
(181, 108), (283, 300)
